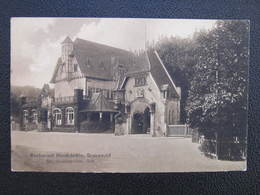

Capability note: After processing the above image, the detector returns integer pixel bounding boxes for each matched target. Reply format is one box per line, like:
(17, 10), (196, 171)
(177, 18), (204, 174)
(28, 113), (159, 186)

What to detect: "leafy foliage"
(11, 92), (20, 119)
(186, 20), (249, 138)
(151, 20), (249, 140)
(11, 85), (54, 120)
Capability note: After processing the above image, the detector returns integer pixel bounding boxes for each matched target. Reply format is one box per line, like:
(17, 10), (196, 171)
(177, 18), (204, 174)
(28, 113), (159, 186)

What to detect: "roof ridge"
(153, 50), (180, 97)
(62, 36), (73, 44)
(74, 38), (132, 54)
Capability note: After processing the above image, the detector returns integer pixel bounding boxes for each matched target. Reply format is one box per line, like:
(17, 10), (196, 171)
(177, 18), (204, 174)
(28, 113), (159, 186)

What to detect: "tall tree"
(186, 20), (249, 139)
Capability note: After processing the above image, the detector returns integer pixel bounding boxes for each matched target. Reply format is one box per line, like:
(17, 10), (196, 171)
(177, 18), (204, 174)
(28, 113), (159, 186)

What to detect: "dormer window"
(163, 90), (168, 98)
(161, 84), (169, 99)
(86, 58), (91, 67)
(135, 76), (146, 87)
(111, 56), (115, 64)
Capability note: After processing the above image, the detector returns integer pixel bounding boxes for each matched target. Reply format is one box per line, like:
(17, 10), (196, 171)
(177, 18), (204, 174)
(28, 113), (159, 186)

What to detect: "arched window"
(65, 107), (74, 125)
(32, 109), (38, 124)
(53, 108), (62, 126)
(23, 110), (29, 123)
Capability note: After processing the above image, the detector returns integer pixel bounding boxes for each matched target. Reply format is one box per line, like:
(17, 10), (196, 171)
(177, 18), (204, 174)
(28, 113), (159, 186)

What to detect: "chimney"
(74, 89), (83, 103)
(176, 87), (181, 99)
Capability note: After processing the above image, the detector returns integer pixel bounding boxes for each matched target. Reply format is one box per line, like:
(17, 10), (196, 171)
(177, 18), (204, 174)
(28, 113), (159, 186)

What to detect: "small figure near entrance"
(132, 107), (150, 134)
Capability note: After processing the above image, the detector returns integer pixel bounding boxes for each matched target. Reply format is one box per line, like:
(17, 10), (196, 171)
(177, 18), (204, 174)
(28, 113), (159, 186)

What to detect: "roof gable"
(50, 38), (151, 83)
(118, 50), (180, 99)
(50, 58), (63, 83)
(146, 50), (180, 98)
(62, 36), (73, 44)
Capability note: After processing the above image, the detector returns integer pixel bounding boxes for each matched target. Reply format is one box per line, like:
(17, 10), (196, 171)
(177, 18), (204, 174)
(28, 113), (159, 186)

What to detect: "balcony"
(53, 90), (124, 105)
(54, 96), (75, 104)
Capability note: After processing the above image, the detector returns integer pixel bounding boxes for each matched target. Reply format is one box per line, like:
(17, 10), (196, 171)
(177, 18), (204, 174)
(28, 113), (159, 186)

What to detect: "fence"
(11, 121), (20, 131)
(167, 124), (191, 137)
(200, 137), (247, 160)
(200, 138), (218, 158)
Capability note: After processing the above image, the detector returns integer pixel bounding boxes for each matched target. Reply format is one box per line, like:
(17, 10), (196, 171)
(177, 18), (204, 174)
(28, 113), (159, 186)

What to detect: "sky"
(11, 18), (216, 88)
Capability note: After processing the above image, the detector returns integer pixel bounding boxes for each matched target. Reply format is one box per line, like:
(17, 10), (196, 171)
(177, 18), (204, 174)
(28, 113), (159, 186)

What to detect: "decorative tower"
(61, 36), (73, 78)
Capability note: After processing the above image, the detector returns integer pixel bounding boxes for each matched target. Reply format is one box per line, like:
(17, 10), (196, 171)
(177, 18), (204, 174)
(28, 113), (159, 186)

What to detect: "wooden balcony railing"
(54, 96), (75, 104)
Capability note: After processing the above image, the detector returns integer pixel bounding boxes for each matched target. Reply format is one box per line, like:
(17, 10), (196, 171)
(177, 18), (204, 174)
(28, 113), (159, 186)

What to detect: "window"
(135, 76), (146, 87)
(111, 56), (115, 64)
(136, 88), (145, 97)
(86, 58), (91, 66)
(95, 88), (101, 93)
(65, 107), (74, 125)
(23, 110), (29, 123)
(102, 89), (109, 98)
(53, 108), (62, 126)
(32, 109), (38, 124)
(87, 87), (92, 97)
(108, 90), (112, 99)
(163, 90), (168, 98)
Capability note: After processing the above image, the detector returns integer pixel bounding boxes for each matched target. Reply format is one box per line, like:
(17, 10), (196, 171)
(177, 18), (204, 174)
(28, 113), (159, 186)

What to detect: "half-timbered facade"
(20, 36), (181, 136)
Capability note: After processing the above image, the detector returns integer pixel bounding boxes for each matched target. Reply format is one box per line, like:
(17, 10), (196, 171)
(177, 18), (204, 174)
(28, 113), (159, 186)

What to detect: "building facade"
(20, 36), (181, 136)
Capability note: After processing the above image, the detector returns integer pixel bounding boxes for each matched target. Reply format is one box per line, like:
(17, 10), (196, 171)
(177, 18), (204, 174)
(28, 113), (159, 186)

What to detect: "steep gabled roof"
(51, 38), (136, 83)
(51, 37), (153, 83)
(72, 48), (113, 80)
(118, 50), (179, 98)
(115, 52), (150, 89)
(147, 50), (180, 98)
(50, 57), (63, 83)
(62, 36), (73, 44)
(50, 38), (178, 98)
(73, 38), (131, 56)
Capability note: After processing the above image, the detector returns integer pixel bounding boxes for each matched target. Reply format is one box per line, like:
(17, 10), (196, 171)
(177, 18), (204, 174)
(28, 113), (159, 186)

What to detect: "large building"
(20, 36), (181, 136)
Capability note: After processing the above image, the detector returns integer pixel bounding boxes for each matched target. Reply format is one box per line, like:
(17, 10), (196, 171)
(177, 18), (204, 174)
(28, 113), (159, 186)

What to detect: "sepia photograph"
(10, 18), (249, 172)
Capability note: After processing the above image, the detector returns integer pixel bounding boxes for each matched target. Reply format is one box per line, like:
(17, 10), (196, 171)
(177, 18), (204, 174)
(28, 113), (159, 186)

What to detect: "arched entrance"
(131, 106), (150, 134)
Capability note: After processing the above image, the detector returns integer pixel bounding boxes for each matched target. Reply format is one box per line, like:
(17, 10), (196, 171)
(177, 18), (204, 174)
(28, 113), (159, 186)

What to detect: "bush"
(199, 137), (246, 160)
(199, 139), (217, 158)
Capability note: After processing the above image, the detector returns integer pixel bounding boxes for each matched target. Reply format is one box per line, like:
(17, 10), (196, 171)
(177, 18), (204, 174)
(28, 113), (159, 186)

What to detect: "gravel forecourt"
(11, 131), (246, 172)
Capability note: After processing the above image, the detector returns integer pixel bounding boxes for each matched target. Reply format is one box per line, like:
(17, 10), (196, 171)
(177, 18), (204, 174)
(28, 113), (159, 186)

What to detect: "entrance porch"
(131, 107), (151, 134)
(125, 98), (156, 136)
(79, 111), (116, 133)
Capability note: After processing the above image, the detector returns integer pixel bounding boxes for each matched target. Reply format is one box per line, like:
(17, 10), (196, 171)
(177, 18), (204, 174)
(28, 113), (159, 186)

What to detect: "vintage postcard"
(11, 18), (248, 172)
